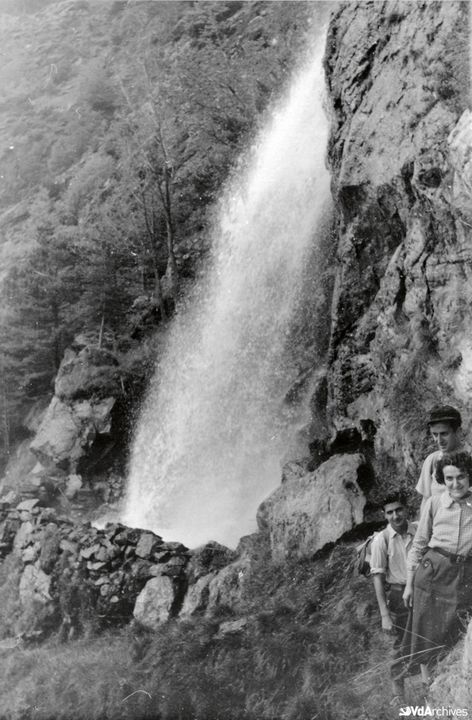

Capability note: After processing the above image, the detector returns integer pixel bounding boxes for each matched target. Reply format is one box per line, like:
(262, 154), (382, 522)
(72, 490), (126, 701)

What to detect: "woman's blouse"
(407, 490), (472, 572)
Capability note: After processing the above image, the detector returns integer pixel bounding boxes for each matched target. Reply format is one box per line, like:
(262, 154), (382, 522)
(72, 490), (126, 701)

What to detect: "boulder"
(30, 397), (83, 467)
(186, 541), (236, 584)
(29, 343), (122, 472)
(257, 453), (366, 561)
(133, 576), (176, 630)
(135, 532), (162, 559)
(30, 395), (117, 470)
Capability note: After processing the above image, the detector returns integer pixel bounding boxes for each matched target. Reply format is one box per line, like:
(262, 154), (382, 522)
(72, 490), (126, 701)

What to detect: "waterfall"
(123, 32), (331, 548)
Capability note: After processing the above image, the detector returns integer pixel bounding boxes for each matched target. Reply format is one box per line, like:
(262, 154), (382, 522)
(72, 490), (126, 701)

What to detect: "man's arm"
(372, 573), (394, 633)
(370, 531), (394, 633)
(415, 454), (434, 508)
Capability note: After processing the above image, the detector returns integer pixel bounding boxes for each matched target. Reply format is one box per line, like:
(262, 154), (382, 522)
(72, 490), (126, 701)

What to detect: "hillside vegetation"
(0, 0), (320, 466)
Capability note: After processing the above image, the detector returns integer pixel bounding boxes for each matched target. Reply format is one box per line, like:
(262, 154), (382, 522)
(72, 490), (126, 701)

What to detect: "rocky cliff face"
(321, 0), (472, 701)
(323, 0), (472, 495)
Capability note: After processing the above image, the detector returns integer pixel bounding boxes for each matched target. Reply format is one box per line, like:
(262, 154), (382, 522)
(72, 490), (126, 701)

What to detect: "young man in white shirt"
(416, 405), (464, 512)
(370, 492), (416, 702)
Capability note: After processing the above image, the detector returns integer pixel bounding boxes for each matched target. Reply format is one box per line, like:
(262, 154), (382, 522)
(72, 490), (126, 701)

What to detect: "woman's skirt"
(401, 547), (472, 675)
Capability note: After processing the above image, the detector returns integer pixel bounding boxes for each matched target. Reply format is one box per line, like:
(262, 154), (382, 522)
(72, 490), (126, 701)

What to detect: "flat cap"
(427, 405), (462, 427)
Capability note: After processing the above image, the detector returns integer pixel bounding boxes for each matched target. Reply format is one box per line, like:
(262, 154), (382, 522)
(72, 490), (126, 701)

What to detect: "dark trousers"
(401, 548), (472, 675)
(387, 585), (409, 680)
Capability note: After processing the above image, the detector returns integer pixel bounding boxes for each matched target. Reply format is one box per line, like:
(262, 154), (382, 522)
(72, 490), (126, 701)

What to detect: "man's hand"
(403, 586), (413, 608)
(381, 613), (394, 634)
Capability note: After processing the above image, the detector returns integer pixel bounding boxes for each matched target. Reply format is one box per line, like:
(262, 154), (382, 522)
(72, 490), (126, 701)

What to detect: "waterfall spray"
(124, 32), (331, 548)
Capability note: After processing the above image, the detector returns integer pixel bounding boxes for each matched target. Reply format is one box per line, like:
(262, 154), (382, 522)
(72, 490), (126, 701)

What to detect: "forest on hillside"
(0, 0), (321, 468)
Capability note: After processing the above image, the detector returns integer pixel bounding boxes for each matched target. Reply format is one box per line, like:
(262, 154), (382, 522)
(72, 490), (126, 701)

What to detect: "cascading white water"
(124, 32), (331, 548)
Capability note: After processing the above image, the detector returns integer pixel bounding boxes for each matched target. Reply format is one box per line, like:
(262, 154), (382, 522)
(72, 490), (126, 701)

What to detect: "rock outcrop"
(257, 453), (367, 560)
(322, 0), (472, 494)
(30, 343), (121, 475)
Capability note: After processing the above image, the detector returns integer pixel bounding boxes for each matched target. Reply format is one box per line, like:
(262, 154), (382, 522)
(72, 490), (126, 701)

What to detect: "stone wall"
(0, 493), (242, 639)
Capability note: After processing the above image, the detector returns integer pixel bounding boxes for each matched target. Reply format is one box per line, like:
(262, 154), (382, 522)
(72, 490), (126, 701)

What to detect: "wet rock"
(133, 576), (176, 630)
(257, 453), (366, 561)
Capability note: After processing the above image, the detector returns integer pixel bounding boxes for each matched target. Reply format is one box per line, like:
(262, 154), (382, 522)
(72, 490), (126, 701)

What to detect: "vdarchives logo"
(399, 708), (469, 717)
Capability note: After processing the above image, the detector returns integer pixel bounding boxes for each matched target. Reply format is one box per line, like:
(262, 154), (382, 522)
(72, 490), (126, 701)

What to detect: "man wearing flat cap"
(416, 405), (467, 513)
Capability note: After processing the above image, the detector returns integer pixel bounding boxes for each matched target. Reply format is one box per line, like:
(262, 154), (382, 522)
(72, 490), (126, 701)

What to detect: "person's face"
(383, 502), (408, 532)
(443, 465), (470, 500)
(430, 422), (459, 452)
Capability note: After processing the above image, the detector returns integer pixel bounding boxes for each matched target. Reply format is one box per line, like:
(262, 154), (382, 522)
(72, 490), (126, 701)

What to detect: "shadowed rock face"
(323, 0), (472, 488)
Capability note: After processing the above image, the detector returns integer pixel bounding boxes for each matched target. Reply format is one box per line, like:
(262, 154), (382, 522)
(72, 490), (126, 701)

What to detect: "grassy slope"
(0, 542), (410, 720)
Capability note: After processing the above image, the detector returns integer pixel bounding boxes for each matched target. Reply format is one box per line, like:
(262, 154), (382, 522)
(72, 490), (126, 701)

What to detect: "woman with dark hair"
(402, 452), (472, 679)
